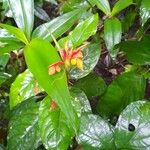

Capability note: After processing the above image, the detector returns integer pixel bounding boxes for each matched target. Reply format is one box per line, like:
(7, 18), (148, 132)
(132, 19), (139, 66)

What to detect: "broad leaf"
(70, 88), (92, 115)
(9, 69), (42, 109)
(38, 96), (74, 150)
(59, 14), (99, 48)
(32, 10), (82, 41)
(120, 36), (150, 65)
(111, 0), (133, 17)
(24, 39), (79, 132)
(74, 73), (107, 98)
(115, 101), (150, 149)
(0, 28), (24, 55)
(0, 24), (28, 44)
(69, 41), (101, 79)
(38, 89), (91, 149)
(97, 72), (146, 119)
(88, 0), (111, 15)
(77, 114), (115, 150)
(7, 97), (41, 150)
(140, 0), (150, 26)
(8, 0), (34, 39)
(104, 18), (122, 59)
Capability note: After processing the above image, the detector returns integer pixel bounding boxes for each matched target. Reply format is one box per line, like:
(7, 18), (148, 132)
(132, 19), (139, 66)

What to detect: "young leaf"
(7, 97), (41, 150)
(76, 114), (115, 150)
(97, 72), (146, 119)
(88, 0), (111, 15)
(104, 18), (122, 59)
(9, 69), (42, 109)
(73, 73), (107, 98)
(8, 0), (34, 39)
(120, 36), (150, 65)
(140, 0), (150, 26)
(111, 0), (133, 17)
(115, 101), (150, 149)
(0, 24), (28, 44)
(24, 39), (79, 132)
(32, 10), (82, 42)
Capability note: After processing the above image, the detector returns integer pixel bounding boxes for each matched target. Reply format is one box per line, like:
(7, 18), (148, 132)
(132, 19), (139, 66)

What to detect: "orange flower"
(59, 42), (88, 70)
(48, 40), (88, 76)
(48, 61), (64, 75)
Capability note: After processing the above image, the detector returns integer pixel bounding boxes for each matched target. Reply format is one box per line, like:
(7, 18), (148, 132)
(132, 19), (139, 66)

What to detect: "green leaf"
(24, 39), (79, 132)
(7, 97), (41, 150)
(8, 0), (34, 39)
(97, 72), (146, 119)
(0, 53), (9, 68)
(69, 41), (101, 79)
(104, 18), (122, 59)
(73, 73), (107, 98)
(121, 9), (137, 32)
(0, 28), (24, 55)
(88, 0), (111, 15)
(9, 69), (42, 109)
(38, 96), (75, 150)
(35, 5), (50, 21)
(59, 14), (99, 48)
(0, 72), (11, 85)
(115, 101), (150, 149)
(70, 88), (92, 115)
(111, 0), (133, 17)
(32, 10), (82, 41)
(0, 24), (28, 44)
(120, 36), (150, 65)
(60, 0), (89, 13)
(38, 89), (91, 150)
(140, 0), (150, 26)
(77, 114), (115, 150)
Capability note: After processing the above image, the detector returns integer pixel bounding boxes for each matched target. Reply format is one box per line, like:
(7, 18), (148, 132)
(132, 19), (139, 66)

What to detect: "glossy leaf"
(9, 69), (42, 109)
(70, 88), (92, 115)
(0, 24), (28, 44)
(120, 36), (150, 65)
(59, 14), (99, 48)
(97, 72), (146, 119)
(88, 0), (111, 15)
(38, 96), (74, 150)
(60, 0), (89, 13)
(69, 42), (101, 79)
(32, 10), (82, 41)
(104, 18), (122, 59)
(140, 0), (150, 26)
(8, 0), (34, 39)
(111, 0), (133, 17)
(115, 101), (150, 149)
(35, 6), (50, 21)
(24, 39), (79, 132)
(74, 73), (107, 98)
(77, 114), (115, 150)
(7, 97), (41, 150)
(38, 89), (91, 149)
